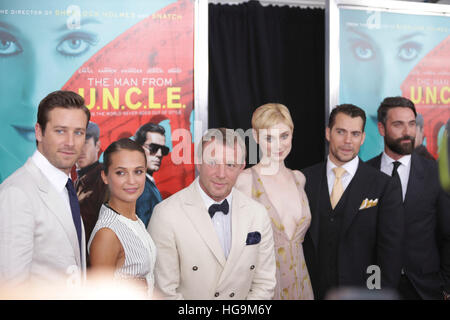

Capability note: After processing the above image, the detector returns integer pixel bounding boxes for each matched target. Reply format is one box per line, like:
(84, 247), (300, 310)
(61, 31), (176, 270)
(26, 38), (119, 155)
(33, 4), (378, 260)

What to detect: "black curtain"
(208, 1), (325, 170)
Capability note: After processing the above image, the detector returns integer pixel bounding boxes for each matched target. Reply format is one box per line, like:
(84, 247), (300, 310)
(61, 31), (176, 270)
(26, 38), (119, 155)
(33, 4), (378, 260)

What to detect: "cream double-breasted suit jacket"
(148, 178), (276, 300)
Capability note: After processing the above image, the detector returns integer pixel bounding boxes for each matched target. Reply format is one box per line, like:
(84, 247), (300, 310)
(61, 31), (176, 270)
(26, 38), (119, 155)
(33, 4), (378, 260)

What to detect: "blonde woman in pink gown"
(236, 103), (314, 300)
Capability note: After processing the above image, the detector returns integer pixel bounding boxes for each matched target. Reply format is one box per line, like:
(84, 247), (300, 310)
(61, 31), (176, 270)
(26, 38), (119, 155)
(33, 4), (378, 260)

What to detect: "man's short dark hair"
(86, 121), (100, 144)
(37, 90), (90, 134)
(134, 122), (165, 146)
(36, 90), (90, 146)
(377, 96), (417, 125)
(328, 104), (366, 132)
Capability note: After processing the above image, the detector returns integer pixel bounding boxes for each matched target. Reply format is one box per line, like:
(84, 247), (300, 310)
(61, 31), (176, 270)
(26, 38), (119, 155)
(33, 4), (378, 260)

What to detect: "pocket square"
(246, 231), (261, 245)
(359, 198), (378, 210)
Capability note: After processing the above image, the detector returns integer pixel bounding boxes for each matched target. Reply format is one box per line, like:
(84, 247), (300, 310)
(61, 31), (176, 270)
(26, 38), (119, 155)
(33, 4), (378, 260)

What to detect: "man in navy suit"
(302, 104), (404, 299)
(367, 96), (450, 300)
(134, 122), (169, 228)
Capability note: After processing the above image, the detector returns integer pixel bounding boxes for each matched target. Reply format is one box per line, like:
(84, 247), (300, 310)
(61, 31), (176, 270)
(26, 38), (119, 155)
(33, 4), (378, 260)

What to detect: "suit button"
(229, 292), (235, 297)
(214, 292), (220, 297)
(250, 265), (255, 270)
(192, 266), (198, 271)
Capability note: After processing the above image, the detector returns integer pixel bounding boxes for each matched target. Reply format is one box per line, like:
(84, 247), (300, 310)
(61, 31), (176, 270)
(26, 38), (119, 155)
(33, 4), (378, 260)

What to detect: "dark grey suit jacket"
(302, 159), (404, 297)
(367, 153), (450, 299)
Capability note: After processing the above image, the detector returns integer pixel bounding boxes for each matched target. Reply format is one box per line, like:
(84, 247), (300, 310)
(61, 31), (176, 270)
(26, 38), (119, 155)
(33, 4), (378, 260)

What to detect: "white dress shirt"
(326, 155), (360, 196)
(146, 173), (156, 184)
(32, 150), (72, 212)
(380, 152), (411, 201)
(196, 179), (232, 258)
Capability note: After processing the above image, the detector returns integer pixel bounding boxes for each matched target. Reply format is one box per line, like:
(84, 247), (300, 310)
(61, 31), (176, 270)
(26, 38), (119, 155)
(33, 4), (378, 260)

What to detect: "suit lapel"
(182, 180), (227, 267)
(404, 153), (424, 210)
(308, 164), (326, 252)
(371, 154), (382, 170)
(340, 160), (368, 237)
(217, 190), (251, 286)
(25, 159), (82, 267)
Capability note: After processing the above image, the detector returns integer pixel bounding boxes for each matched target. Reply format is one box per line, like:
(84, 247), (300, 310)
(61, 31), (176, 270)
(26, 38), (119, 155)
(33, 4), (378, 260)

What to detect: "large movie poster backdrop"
(335, 1), (450, 161)
(0, 0), (195, 197)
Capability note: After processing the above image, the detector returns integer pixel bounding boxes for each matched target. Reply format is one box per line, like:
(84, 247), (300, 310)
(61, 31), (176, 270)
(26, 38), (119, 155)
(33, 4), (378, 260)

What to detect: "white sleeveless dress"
(88, 204), (157, 298)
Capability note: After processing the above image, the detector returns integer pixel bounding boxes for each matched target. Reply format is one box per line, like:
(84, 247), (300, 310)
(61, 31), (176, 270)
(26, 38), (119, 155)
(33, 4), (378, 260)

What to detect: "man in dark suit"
(134, 122), (168, 227)
(367, 96), (450, 300)
(302, 104), (404, 300)
(75, 121), (107, 264)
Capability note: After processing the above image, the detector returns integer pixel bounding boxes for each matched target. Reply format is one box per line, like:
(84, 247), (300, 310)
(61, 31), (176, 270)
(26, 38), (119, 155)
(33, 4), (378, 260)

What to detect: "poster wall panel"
(0, 0), (195, 197)
(329, 0), (450, 161)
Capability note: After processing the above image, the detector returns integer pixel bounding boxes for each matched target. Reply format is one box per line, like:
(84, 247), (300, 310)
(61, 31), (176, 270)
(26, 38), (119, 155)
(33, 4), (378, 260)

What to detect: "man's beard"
(385, 135), (415, 155)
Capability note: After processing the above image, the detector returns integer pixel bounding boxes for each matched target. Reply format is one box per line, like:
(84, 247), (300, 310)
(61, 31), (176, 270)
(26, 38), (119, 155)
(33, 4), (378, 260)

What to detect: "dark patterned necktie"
(208, 199), (229, 218)
(66, 178), (82, 258)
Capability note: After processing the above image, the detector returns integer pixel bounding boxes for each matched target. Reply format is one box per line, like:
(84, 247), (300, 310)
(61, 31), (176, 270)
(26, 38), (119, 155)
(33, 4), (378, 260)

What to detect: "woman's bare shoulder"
(291, 169), (306, 185)
(235, 168), (253, 195)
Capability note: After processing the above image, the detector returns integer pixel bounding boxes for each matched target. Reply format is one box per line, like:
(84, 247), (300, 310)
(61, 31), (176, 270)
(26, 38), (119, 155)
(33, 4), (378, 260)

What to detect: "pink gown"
(250, 167), (314, 300)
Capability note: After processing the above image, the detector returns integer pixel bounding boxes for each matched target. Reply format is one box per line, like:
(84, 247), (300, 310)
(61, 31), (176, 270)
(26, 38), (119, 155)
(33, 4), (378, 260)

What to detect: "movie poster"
(338, 5), (450, 161)
(0, 0), (195, 197)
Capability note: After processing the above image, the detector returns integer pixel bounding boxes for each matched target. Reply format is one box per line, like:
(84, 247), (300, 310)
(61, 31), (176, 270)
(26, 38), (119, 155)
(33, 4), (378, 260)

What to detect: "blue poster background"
(0, 0), (188, 186)
(339, 8), (450, 161)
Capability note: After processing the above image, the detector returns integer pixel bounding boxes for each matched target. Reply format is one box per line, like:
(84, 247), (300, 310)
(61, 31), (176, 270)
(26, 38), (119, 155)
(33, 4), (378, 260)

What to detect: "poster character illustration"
(0, 0), (195, 196)
(339, 9), (450, 161)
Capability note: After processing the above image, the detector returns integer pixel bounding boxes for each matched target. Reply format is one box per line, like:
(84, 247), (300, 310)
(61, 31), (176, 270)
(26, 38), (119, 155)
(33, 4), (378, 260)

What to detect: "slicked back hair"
(328, 104), (366, 132)
(377, 96), (417, 125)
(37, 90), (90, 134)
(134, 122), (166, 146)
(103, 138), (147, 175)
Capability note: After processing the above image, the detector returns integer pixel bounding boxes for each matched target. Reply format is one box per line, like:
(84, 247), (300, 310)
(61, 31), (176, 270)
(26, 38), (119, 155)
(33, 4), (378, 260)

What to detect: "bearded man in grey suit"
(367, 96), (450, 300)
(0, 90), (90, 289)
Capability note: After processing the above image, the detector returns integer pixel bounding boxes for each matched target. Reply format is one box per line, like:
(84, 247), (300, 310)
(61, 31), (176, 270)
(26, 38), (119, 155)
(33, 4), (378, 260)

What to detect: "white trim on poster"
(194, 0), (209, 164)
(327, 0), (450, 118)
(326, 0), (340, 121)
(335, 0), (450, 17)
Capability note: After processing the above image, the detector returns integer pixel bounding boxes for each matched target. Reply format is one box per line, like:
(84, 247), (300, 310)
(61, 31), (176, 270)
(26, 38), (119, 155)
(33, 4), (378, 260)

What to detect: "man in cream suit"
(148, 128), (276, 299)
(0, 91), (90, 289)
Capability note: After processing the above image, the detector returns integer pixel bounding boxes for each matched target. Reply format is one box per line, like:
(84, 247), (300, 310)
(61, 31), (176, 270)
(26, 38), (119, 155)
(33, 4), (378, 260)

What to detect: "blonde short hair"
(251, 103), (294, 137)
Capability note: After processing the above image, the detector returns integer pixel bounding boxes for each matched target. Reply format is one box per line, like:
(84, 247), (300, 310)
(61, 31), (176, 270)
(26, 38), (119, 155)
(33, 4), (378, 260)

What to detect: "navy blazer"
(367, 153), (450, 299)
(136, 177), (162, 228)
(302, 159), (404, 296)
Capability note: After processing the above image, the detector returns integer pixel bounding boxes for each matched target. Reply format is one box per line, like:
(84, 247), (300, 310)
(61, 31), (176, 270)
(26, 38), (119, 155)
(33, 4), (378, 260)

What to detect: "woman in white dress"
(88, 138), (157, 298)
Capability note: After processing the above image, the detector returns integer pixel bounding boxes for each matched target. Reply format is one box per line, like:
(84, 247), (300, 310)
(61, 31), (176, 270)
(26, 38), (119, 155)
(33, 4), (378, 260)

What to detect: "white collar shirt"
(326, 155), (359, 196)
(196, 178), (232, 259)
(32, 150), (72, 212)
(146, 173), (155, 184)
(380, 152), (411, 201)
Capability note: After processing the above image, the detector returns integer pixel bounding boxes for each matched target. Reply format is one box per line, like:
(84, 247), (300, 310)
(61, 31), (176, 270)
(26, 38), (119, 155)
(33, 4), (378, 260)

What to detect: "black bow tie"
(208, 199), (229, 218)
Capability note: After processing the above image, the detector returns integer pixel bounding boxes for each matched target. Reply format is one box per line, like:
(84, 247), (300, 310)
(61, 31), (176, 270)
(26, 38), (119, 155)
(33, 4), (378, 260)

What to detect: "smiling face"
(101, 149), (147, 205)
(196, 139), (245, 202)
(326, 112), (366, 166)
(256, 122), (293, 163)
(36, 107), (88, 174)
(0, 0), (173, 181)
